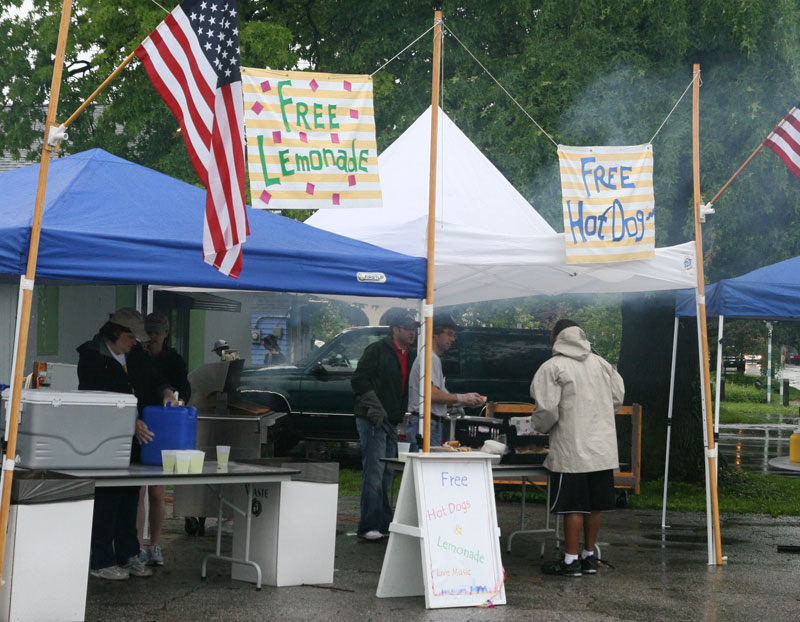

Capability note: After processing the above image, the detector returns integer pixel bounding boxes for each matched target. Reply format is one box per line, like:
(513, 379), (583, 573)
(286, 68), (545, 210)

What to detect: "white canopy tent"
(308, 107), (697, 304)
(309, 106), (718, 560)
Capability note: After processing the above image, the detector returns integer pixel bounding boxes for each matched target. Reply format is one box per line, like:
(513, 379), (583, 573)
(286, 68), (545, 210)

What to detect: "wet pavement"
(84, 493), (800, 622)
(718, 425), (798, 476)
(80, 367), (800, 620)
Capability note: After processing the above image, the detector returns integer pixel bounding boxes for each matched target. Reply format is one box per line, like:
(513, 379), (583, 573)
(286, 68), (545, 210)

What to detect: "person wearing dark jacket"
(351, 310), (418, 541)
(136, 311), (191, 567)
(77, 308), (176, 581)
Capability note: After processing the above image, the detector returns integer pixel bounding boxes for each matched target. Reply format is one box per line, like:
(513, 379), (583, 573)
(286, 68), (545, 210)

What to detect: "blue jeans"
(356, 417), (397, 536)
(405, 415), (443, 452)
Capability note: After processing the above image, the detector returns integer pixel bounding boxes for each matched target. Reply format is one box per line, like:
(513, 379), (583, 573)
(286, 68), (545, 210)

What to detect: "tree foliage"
(3, 1), (800, 272)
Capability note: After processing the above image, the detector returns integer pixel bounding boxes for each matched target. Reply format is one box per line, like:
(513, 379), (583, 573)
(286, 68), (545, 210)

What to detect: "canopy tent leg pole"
(661, 316), (680, 530)
(714, 315), (724, 473)
(416, 298), (426, 424)
(767, 322), (773, 404)
(695, 293), (716, 565)
(0, 0), (74, 585)
(1, 277), (28, 498)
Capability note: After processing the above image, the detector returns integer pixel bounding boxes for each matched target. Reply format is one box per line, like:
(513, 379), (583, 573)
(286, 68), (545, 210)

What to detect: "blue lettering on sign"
(580, 159), (637, 196)
(580, 156), (596, 196)
(569, 199), (654, 244)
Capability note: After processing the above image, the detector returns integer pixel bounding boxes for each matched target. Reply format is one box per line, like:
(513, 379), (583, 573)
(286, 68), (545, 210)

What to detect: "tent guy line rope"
(649, 70), (700, 143)
(147, 0), (170, 15)
(444, 22), (558, 148)
(370, 22), (438, 77)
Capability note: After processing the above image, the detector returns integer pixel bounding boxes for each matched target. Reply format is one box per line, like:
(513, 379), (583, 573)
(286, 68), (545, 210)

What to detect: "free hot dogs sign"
(558, 144), (655, 263)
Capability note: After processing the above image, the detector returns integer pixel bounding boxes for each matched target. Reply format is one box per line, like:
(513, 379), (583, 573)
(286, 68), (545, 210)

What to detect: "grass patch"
(715, 371), (800, 402)
(719, 401), (798, 425)
(629, 471), (800, 517)
(714, 372), (800, 424)
(339, 468), (401, 497)
(342, 468), (800, 517)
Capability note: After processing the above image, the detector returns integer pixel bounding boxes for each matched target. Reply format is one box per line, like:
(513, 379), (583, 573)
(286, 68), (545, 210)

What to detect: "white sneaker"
(359, 530), (384, 541)
(122, 555), (154, 577)
(147, 544), (164, 566)
(90, 565), (130, 581)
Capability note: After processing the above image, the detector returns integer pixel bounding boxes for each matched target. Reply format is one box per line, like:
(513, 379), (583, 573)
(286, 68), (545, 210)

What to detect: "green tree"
(447, 294), (622, 361)
(0, 0), (298, 184)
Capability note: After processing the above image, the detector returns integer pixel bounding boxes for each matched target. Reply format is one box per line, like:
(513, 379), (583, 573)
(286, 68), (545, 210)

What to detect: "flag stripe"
(764, 106), (800, 180)
(136, 1), (248, 278)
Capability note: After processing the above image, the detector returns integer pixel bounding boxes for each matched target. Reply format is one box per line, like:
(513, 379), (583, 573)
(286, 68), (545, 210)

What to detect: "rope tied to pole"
(444, 21), (558, 148)
(370, 23), (438, 77)
(649, 70), (700, 144)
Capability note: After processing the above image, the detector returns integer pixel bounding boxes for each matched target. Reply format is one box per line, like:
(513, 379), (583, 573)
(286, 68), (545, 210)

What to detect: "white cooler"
(231, 480), (338, 586)
(1, 389), (137, 469)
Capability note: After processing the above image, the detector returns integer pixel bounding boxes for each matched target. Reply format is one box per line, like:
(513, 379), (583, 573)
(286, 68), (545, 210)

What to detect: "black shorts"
(548, 469), (616, 514)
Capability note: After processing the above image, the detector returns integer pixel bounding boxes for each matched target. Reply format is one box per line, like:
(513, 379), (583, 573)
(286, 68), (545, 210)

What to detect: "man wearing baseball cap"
(351, 309), (419, 541)
(406, 312), (484, 450)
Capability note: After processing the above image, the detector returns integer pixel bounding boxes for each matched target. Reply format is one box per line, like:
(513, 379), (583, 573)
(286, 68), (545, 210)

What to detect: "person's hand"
(367, 410), (387, 428)
(361, 390), (388, 429)
(162, 390), (181, 406)
(136, 419), (154, 444)
(457, 392), (485, 408)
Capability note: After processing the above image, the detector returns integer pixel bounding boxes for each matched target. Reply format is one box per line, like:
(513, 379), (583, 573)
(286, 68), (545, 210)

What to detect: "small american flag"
(764, 105), (800, 179)
(135, 0), (249, 277)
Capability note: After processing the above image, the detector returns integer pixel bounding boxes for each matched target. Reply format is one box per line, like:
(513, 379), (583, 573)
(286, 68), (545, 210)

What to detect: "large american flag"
(764, 105), (800, 179)
(135, 0), (249, 278)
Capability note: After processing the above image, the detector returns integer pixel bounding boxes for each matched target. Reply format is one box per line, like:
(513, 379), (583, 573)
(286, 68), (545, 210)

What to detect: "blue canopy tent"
(663, 256), (800, 528)
(0, 149), (426, 297)
(675, 256), (800, 319)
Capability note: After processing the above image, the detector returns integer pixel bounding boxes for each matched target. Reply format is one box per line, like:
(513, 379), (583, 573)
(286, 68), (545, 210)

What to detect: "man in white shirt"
(406, 313), (484, 450)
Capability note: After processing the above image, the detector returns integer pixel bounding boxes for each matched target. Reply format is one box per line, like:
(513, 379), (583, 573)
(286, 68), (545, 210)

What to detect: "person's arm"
(429, 385), (483, 407)
(351, 343), (388, 427)
(77, 354), (105, 391)
(609, 365), (625, 412)
(529, 363), (561, 434)
(351, 342), (380, 396)
(169, 350), (192, 404)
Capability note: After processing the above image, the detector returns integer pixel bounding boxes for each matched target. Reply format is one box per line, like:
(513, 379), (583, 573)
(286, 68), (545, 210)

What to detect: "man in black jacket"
(351, 310), (418, 541)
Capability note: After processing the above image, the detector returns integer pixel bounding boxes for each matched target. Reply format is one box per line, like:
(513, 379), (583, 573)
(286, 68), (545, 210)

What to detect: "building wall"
(0, 286), (259, 387)
(0, 284), (118, 387)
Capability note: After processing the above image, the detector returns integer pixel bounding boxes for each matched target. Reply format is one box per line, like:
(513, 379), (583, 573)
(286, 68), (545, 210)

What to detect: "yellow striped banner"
(558, 144), (655, 264)
(242, 67), (382, 210)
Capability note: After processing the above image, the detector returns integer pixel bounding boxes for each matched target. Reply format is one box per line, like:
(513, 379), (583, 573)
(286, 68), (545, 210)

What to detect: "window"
(317, 329), (385, 372)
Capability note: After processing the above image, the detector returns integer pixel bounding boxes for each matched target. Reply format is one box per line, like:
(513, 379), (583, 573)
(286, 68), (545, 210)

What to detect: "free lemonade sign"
(241, 67), (382, 210)
(558, 144), (655, 263)
(418, 459), (504, 606)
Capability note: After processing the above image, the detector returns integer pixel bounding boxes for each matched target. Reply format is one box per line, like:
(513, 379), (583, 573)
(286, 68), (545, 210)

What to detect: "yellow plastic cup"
(188, 450), (205, 473)
(175, 450), (191, 474)
(216, 445), (231, 467)
(161, 450), (177, 473)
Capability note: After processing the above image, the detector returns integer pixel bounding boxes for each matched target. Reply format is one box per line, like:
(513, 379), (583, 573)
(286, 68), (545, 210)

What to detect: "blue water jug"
(140, 404), (198, 465)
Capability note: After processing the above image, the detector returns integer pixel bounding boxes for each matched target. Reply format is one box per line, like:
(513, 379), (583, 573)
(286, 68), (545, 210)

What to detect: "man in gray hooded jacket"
(530, 319), (624, 577)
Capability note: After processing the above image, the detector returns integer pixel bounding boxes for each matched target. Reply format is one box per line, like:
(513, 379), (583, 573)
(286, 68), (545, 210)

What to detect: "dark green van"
(238, 325), (551, 448)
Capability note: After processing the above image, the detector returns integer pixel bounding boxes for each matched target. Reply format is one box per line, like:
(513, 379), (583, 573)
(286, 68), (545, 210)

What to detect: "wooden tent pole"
(0, 0), (74, 582)
(422, 10), (443, 453)
(692, 63), (724, 565)
(61, 50), (137, 129)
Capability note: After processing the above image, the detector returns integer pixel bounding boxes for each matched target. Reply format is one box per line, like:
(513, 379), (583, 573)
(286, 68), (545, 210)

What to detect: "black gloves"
(361, 390), (388, 429)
